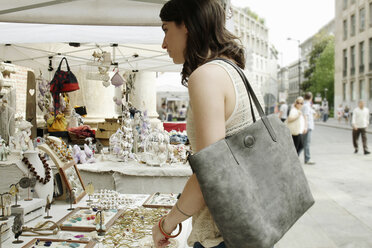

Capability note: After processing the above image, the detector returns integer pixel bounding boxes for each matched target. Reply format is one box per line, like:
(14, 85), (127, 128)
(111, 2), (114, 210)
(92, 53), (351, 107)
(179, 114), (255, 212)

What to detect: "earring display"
(0, 193), (12, 221)
(59, 161), (86, 204)
(11, 214), (23, 244)
(21, 238), (96, 248)
(9, 184), (20, 207)
(103, 207), (178, 248)
(89, 189), (136, 210)
(45, 138), (73, 162)
(142, 192), (179, 209)
(56, 207), (125, 232)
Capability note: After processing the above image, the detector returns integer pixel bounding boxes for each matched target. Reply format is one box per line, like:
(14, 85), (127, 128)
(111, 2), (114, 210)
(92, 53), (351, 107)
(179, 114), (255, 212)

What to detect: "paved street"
(276, 122), (372, 248)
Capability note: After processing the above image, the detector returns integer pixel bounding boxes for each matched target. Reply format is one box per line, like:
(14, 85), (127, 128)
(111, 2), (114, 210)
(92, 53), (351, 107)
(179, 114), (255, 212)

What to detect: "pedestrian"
(344, 105), (350, 123)
(178, 104), (187, 121)
(278, 100), (288, 122)
(352, 100), (370, 155)
(152, 0), (263, 247)
(286, 97), (305, 155)
(302, 92), (316, 165)
(322, 104), (329, 122)
(336, 104), (344, 123)
(158, 103), (168, 121)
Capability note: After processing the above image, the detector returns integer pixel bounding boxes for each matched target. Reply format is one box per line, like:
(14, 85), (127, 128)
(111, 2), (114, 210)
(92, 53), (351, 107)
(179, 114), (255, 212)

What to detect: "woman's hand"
(152, 217), (177, 248)
(152, 224), (170, 248)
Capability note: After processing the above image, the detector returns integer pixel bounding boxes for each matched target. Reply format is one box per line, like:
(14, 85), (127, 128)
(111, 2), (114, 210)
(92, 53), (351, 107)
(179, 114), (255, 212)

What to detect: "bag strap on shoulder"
(57, 57), (71, 71)
(214, 58), (277, 142)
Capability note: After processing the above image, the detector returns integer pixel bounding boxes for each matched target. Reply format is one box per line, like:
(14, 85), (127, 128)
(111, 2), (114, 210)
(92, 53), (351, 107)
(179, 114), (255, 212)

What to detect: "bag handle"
(57, 57), (71, 71)
(215, 58), (277, 142)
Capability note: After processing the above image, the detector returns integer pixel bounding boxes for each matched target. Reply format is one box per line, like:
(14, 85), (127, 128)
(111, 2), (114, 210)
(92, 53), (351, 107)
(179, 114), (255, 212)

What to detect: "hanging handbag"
(188, 58), (314, 248)
(50, 57), (79, 113)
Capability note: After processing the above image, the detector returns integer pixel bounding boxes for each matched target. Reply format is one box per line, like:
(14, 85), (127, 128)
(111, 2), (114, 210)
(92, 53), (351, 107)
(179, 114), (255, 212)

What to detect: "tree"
(302, 33), (334, 106)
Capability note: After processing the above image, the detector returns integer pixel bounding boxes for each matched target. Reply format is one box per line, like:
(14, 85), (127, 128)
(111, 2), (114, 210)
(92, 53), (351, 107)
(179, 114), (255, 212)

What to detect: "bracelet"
(175, 202), (192, 218)
(158, 216), (182, 239)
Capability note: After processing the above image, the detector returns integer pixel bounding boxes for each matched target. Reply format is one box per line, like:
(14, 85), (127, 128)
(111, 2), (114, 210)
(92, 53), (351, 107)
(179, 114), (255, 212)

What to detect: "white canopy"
(0, 0), (183, 73)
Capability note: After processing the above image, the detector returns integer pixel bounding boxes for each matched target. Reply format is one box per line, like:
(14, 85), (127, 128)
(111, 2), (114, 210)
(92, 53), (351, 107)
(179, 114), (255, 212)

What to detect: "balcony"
(350, 67), (355, 76)
(359, 64), (364, 73)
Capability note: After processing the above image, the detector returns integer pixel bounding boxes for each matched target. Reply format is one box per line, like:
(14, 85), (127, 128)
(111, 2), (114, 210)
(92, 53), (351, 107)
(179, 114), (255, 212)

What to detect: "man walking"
(352, 100), (370, 155)
(302, 92), (316, 165)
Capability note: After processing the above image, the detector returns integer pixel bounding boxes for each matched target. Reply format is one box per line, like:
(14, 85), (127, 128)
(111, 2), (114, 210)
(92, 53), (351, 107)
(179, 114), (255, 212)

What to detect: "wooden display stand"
(22, 238), (96, 248)
(56, 207), (125, 232)
(95, 119), (121, 146)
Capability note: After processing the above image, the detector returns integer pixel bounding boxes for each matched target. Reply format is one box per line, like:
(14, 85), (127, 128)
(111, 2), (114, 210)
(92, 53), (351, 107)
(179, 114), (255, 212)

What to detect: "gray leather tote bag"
(188, 58), (314, 248)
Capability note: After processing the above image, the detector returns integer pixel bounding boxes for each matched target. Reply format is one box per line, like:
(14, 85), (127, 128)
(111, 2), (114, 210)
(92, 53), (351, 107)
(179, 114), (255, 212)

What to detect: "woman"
(152, 0), (263, 247)
(286, 97), (306, 155)
(336, 104), (344, 123)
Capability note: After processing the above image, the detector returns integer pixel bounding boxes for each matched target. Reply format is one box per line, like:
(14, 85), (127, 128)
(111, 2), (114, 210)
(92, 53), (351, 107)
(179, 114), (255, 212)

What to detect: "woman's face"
(295, 100), (303, 110)
(161, 21), (188, 64)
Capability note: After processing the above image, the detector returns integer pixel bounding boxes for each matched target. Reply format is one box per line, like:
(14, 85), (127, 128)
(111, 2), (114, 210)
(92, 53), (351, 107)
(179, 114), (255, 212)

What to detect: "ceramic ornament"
(110, 71), (124, 88)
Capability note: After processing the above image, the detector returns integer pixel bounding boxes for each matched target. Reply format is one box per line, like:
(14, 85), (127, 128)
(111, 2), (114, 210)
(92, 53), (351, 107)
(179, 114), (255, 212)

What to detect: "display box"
(11, 198), (45, 224)
(97, 121), (121, 132)
(0, 216), (14, 244)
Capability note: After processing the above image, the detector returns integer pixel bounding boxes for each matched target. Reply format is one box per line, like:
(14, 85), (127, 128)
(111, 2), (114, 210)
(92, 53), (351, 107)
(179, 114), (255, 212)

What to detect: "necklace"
(45, 139), (73, 162)
(22, 154), (51, 184)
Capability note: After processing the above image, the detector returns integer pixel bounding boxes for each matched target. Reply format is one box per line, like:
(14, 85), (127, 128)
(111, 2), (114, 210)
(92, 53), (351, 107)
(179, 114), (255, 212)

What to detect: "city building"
(335, 0), (372, 110)
(232, 6), (279, 108)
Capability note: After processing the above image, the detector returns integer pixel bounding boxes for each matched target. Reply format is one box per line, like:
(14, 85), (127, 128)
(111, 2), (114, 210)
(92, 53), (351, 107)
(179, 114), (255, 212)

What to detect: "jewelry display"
(44, 194), (52, 219)
(89, 189), (134, 210)
(55, 207), (125, 233)
(67, 188), (76, 211)
(21, 238), (96, 248)
(143, 129), (170, 166)
(103, 207), (178, 248)
(21, 220), (60, 236)
(45, 138), (73, 162)
(143, 192), (178, 209)
(85, 183), (94, 202)
(95, 210), (105, 236)
(0, 193), (12, 220)
(59, 161), (86, 204)
(9, 183), (20, 207)
(22, 153), (52, 185)
(11, 214), (23, 244)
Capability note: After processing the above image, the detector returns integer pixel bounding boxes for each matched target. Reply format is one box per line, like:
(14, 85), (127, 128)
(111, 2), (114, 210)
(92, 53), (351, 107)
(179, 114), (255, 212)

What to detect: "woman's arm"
(153, 64), (230, 247)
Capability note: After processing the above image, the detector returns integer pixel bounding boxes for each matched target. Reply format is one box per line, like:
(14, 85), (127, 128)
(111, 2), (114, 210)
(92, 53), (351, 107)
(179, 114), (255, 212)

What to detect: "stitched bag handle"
(215, 58), (277, 142)
(57, 57), (71, 71)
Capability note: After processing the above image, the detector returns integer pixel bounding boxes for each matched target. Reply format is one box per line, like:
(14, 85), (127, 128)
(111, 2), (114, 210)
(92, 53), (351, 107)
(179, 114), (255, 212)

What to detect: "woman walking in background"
(287, 97), (306, 154)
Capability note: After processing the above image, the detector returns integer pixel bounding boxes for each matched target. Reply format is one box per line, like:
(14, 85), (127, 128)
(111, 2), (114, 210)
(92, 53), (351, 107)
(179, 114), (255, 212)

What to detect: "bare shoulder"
(188, 63), (230, 92)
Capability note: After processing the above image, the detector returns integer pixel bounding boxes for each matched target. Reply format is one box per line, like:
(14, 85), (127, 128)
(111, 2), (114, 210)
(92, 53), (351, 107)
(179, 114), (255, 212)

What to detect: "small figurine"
(2, 193), (11, 218)
(95, 210), (106, 236)
(67, 188), (76, 211)
(11, 214), (24, 244)
(85, 182), (94, 202)
(14, 119), (34, 151)
(9, 183), (20, 207)
(0, 137), (10, 161)
(44, 194), (52, 219)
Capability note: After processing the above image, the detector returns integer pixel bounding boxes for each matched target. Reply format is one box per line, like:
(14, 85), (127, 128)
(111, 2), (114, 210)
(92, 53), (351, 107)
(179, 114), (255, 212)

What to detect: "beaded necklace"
(45, 139), (73, 162)
(22, 154), (51, 185)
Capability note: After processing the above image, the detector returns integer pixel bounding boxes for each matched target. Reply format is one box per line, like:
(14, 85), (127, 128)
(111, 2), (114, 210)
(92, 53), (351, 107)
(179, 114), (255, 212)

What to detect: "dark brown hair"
(160, 0), (245, 86)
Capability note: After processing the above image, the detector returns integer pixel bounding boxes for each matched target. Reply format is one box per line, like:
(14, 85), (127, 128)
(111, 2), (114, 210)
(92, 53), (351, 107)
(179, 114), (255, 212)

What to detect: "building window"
(351, 45), (355, 75)
(343, 0), (348, 9)
(359, 79), (365, 99)
(343, 49), (348, 77)
(360, 8), (365, 31)
(359, 41), (364, 73)
(369, 78), (372, 100)
(343, 82), (347, 101)
(351, 81), (355, 101)
(343, 19), (348, 39)
(369, 38), (372, 71)
(351, 14), (356, 36)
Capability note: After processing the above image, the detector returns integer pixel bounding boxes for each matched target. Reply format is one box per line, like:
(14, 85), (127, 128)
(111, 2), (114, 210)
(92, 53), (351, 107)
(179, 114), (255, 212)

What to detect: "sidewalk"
(315, 117), (372, 134)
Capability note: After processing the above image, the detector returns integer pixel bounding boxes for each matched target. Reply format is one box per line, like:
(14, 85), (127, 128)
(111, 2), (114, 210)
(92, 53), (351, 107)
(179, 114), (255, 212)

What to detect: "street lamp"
(287, 37), (301, 97)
